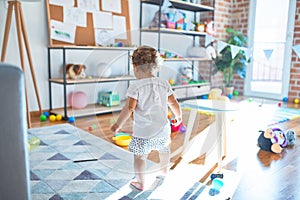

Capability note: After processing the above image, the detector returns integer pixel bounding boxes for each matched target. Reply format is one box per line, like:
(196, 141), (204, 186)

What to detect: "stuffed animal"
(208, 88), (230, 102)
(150, 10), (169, 28)
(257, 128), (296, 153)
(177, 66), (193, 85)
(66, 64), (86, 79)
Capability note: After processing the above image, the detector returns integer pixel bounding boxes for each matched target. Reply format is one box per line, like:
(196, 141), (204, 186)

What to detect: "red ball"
(278, 102), (282, 107)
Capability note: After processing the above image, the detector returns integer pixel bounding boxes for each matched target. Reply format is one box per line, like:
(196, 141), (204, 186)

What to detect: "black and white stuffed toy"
(257, 128), (296, 153)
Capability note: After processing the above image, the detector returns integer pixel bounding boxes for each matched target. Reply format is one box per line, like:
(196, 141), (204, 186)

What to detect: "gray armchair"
(0, 63), (31, 200)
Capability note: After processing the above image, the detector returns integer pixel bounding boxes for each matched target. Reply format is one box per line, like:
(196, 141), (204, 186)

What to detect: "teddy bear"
(257, 128), (296, 153)
(66, 64), (86, 80)
(208, 88), (230, 102)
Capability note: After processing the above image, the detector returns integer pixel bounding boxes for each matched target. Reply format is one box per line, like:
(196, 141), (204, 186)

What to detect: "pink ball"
(68, 91), (88, 109)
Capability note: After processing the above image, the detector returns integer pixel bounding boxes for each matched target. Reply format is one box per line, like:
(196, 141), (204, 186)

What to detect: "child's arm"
(168, 94), (182, 126)
(111, 97), (137, 133)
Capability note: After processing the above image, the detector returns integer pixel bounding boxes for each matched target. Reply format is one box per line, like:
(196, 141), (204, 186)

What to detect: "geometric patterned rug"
(28, 124), (240, 200)
(28, 124), (157, 200)
(268, 107), (300, 126)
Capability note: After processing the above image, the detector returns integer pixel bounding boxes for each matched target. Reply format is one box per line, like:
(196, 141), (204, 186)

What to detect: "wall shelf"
(49, 76), (135, 85)
(140, 0), (214, 100)
(163, 57), (212, 62)
(50, 102), (126, 118)
(141, 0), (214, 12)
(141, 27), (207, 36)
(48, 46), (133, 119)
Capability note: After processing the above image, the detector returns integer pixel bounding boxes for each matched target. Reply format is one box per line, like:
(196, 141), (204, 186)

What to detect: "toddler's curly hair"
(131, 46), (162, 73)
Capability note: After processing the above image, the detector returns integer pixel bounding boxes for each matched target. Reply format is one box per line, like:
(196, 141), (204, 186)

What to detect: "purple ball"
(180, 125), (186, 133)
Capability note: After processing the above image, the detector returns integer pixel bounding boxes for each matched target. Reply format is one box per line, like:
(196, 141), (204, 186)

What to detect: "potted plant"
(213, 28), (250, 95)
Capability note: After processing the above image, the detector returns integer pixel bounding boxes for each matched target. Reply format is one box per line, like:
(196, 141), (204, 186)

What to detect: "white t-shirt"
(127, 77), (173, 139)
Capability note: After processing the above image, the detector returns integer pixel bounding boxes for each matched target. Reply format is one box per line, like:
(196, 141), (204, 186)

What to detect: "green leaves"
(213, 28), (250, 87)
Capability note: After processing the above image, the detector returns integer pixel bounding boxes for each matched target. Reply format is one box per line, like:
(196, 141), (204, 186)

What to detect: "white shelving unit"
(140, 0), (215, 100)
(47, 45), (134, 119)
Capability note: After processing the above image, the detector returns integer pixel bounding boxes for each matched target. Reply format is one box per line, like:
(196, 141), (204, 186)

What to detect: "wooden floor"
(30, 97), (300, 199)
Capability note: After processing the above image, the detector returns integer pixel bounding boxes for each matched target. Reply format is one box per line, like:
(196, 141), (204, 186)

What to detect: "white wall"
(0, 0), (199, 112)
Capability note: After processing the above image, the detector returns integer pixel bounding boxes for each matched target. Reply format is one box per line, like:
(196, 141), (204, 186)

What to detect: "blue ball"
(283, 97), (288, 102)
(68, 116), (75, 123)
(227, 94), (233, 99)
(43, 111), (49, 117)
(202, 95), (208, 99)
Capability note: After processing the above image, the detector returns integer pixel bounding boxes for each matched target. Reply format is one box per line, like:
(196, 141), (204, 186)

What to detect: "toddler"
(111, 45), (182, 191)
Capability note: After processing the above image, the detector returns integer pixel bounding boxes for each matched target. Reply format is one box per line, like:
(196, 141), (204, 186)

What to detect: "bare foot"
(130, 182), (144, 191)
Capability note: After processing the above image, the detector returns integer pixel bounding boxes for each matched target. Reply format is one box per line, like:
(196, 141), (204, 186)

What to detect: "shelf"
(163, 57), (211, 62)
(141, 0), (214, 12)
(172, 82), (210, 89)
(174, 83), (210, 101)
(50, 103), (125, 118)
(141, 27), (207, 36)
(49, 76), (136, 85)
(48, 45), (135, 51)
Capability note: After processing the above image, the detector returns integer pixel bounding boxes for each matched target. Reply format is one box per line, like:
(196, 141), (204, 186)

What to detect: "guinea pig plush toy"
(258, 128), (296, 153)
(66, 64), (86, 80)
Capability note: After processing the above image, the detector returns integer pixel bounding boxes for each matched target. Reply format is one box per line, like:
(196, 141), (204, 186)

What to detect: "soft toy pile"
(257, 128), (296, 153)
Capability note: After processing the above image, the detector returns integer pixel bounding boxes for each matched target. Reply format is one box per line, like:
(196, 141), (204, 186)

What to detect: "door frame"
(244, 0), (297, 100)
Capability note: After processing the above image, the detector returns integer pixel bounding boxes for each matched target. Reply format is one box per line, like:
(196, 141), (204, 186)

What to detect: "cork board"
(45, 0), (131, 46)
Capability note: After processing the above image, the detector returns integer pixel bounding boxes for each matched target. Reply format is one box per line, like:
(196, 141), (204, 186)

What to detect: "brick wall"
(229, 0), (249, 96)
(200, 0), (300, 99)
(289, 1), (300, 102)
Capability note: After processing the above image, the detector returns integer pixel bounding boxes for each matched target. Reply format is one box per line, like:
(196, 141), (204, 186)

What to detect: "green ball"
(40, 114), (47, 122)
(248, 98), (253, 102)
(233, 90), (239, 96)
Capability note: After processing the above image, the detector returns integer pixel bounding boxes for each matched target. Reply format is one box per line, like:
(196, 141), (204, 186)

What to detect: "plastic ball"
(167, 111), (172, 119)
(40, 114), (47, 122)
(248, 98), (253, 102)
(227, 93), (233, 99)
(294, 98), (299, 104)
(168, 79), (175, 85)
(68, 91), (88, 109)
(233, 90), (239, 96)
(283, 97), (288, 102)
(180, 125), (186, 133)
(56, 114), (62, 121)
(49, 115), (56, 122)
(202, 95), (208, 99)
(43, 111), (49, 117)
(278, 102), (282, 107)
(68, 116), (75, 123)
(212, 178), (224, 190)
(88, 124), (97, 131)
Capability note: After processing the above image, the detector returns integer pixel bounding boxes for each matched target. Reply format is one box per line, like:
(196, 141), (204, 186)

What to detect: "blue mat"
(268, 107), (300, 126)
(28, 124), (157, 200)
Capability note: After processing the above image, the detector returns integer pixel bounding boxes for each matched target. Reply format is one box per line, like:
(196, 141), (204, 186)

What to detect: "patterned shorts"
(128, 136), (170, 156)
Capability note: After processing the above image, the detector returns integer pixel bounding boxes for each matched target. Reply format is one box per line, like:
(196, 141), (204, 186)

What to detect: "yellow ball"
(167, 111), (172, 119)
(49, 115), (56, 122)
(294, 98), (299, 104)
(56, 114), (62, 121)
(168, 79), (175, 85)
